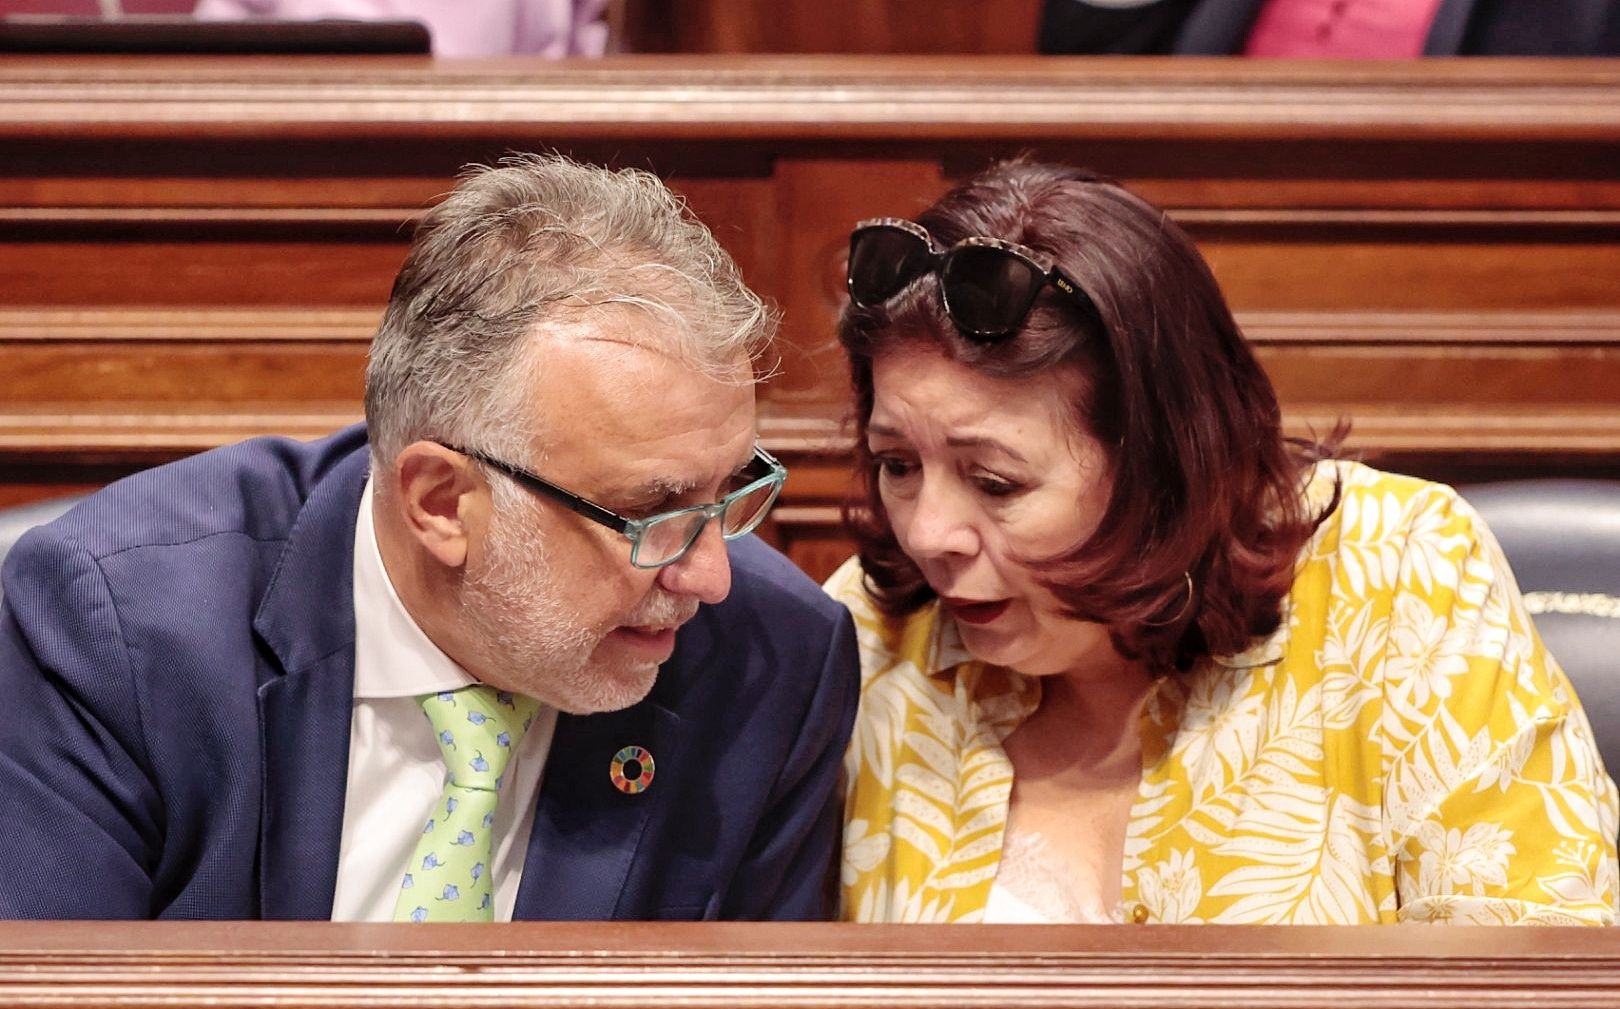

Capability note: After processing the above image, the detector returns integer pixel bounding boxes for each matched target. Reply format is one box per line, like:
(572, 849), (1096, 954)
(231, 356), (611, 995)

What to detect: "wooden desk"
(0, 921), (1616, 1007)
(3, 56), (1619, 578)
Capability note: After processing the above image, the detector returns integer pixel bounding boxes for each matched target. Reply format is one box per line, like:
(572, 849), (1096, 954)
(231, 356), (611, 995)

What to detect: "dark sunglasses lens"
(848, 227), (933, 307)
(940, 246), (1045, 337)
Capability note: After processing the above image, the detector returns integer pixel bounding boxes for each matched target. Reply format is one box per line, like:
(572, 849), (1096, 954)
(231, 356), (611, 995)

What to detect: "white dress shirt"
(329, 479), (558, 922)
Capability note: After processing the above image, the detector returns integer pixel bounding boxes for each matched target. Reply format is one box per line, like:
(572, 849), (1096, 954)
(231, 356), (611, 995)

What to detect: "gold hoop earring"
(1142, 571), (1194, 627)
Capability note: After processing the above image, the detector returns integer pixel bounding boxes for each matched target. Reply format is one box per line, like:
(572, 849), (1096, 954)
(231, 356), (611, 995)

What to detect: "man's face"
(457, 318), (757, 714)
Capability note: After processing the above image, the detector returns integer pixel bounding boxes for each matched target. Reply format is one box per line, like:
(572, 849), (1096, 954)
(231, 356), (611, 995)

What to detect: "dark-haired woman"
(828, 161), (1617, 925)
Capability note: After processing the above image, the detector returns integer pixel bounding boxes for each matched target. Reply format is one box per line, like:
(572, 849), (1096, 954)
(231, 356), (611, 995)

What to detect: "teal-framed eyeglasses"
(441, 442), (787, 569)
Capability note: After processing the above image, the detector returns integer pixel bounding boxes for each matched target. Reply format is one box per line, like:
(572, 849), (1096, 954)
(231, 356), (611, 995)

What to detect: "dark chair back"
(1461, 480), (1620, 778)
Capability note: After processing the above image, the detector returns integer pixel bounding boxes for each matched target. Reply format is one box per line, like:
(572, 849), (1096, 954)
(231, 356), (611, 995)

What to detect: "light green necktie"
(393, 685), (540, 923)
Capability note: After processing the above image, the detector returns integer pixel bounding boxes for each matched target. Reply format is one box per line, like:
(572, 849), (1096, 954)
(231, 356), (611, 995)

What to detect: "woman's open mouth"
(941, 597), (1010, 625)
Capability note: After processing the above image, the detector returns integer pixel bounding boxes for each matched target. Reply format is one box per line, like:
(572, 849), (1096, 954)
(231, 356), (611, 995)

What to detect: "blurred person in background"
(193, 0), (612, 56)
(1039, 0), (1620, 56)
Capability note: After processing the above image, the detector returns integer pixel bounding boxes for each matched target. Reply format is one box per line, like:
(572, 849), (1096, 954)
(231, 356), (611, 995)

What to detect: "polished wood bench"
(0, 921), (1617, 1008)
(3, 55), (1618, 579)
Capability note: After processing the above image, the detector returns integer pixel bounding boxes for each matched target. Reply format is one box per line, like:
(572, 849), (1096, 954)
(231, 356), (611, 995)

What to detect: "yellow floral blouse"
(826, 461), (1618, 925)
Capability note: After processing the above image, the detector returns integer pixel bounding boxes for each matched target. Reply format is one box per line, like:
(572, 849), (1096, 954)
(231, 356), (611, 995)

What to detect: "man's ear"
(392, 441), (485, 570)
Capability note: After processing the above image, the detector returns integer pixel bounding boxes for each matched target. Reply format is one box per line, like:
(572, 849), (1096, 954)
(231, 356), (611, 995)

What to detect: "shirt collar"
(928, 601), (977, 676)
(352, 478), (477, 700)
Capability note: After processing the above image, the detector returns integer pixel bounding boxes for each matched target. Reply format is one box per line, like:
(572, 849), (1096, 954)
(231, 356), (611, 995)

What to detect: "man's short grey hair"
(365, 153), (775, 469)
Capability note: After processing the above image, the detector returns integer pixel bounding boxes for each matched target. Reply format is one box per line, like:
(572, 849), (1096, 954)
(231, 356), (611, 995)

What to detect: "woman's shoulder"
(1273, 459), (1512, 673)
(1304, 458), (1485, 550)
(1308, 457), (1461, 508)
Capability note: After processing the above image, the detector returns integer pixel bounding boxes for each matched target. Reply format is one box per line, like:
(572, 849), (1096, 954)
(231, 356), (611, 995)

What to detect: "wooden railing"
(0, 921), (1616, 1007)
(3, 55), (1618, 579)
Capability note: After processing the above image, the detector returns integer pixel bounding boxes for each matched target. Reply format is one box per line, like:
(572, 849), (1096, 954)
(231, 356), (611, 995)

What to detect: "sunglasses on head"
(846, 217), (1095, 341)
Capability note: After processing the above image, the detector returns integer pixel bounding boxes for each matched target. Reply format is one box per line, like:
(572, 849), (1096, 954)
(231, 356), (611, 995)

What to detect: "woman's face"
(867, 343), (1116, 677)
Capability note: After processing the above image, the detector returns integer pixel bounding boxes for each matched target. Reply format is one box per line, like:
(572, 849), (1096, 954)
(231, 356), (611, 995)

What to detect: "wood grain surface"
(3, 55), (1617, 577)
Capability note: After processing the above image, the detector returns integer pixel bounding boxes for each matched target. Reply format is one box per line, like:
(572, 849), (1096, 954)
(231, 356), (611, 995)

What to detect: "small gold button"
(1131, 903), (1150, 924)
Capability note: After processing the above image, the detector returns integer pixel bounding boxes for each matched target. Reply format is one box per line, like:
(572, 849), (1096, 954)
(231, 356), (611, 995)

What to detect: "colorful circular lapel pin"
(610, 745), (655, 795)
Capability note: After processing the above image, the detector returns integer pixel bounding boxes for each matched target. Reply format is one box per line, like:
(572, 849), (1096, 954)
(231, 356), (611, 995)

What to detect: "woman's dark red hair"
(840, 160), (1338, 672)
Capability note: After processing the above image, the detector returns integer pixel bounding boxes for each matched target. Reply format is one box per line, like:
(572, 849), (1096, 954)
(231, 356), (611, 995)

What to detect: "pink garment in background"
(1243, 0), (1445, 56)
(192, 0), (610, 57)
(0, 1), (194, 13)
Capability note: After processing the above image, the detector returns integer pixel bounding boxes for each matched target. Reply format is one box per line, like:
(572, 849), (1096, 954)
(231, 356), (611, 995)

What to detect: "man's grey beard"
(461, 491), (697, 714)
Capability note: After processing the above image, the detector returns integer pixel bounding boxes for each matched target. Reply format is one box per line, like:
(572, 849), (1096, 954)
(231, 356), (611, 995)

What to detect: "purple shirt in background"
(1243, 0), (1444, 56)
(193, 0), (611, 57)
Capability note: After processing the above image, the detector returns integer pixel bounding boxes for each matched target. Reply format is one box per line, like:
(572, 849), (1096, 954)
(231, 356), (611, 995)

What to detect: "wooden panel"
(0, 241), (404, 306)
(767, 158), (947, 401)
(2, 55), (1618, 568)
(1202, 238), (1620, 311)
(1, 921), (1619, 1008)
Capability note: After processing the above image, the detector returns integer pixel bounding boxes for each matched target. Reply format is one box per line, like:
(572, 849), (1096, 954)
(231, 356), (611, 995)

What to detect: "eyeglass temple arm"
(753, 445), (786, 476)
(461, 449), (632, 534)
(1047, 267), (1100, 318)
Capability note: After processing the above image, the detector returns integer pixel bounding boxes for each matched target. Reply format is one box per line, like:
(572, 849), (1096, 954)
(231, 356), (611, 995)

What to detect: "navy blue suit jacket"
(1039, 0), (1620, 55)
(0, 426), (858, 920)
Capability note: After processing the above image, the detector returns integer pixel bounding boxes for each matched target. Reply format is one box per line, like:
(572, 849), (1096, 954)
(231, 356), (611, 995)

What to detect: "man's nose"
(654, 520), (733, 604)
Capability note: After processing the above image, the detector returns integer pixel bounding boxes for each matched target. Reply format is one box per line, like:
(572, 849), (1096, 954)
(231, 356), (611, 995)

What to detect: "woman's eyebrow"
(868, 423), (1029, 463)
(946, 434), (1030, 465)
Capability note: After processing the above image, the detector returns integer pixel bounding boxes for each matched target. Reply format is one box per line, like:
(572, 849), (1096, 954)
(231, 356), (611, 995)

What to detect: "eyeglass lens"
(633, 478), (781, 567)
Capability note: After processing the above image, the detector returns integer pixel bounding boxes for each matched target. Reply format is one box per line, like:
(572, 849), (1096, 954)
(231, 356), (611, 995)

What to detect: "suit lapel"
(513, 700), (681, 920)
(255, 654), (358, 919)
(253, 445), (370, 920)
